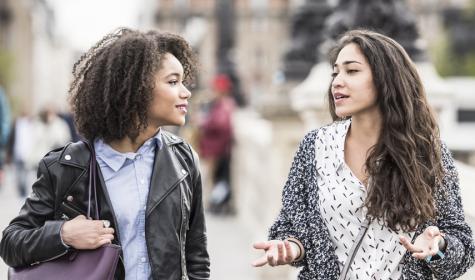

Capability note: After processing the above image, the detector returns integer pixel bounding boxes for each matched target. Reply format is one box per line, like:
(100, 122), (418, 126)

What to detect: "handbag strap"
(338, 220), (370, 280)
(83, 140), (99, 220)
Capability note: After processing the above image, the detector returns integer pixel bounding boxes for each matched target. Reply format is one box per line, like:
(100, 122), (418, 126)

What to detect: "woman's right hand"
(61, 215), (115, 249)
(252, 239), (299, 267)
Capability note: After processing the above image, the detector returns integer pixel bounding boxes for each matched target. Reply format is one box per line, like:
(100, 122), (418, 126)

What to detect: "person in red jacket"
(199, 74), (235, 214)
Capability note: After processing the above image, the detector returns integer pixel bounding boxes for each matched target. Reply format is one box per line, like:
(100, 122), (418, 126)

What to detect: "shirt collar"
(94, 130), (163, 172)
(140, 130), (163, 153)
(334, 118), (352, 171)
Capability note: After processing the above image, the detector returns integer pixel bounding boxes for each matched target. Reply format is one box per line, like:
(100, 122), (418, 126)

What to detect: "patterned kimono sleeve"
(268, 131), (317, 267)
(429, 143), (475, 279)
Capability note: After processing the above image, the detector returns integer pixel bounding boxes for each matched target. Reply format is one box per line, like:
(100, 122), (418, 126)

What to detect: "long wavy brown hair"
(327, 29), (444, 232)
(69, 28), (197, 142)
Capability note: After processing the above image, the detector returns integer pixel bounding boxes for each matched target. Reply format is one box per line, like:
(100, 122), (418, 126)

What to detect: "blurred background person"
(32, 105), (72, 162)
(58, 105), (80, 143)
(6, 104), (71, 198)
(198, 74), (235, 214)
(6, 108), (34, 198)
(0, 85), (10, 188)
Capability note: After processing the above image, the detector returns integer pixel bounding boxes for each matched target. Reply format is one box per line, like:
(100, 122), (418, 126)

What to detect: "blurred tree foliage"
(432, 0), (475, 77)
(0, 48), (13, 86)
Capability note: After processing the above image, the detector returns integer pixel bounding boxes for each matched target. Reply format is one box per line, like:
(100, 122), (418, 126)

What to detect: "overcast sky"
(48, 0), (143, 50)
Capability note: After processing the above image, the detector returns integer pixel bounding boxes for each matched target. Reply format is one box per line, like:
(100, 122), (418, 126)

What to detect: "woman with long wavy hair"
(253, 29), (475, 279)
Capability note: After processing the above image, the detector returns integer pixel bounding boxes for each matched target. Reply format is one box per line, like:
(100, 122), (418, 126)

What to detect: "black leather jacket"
(0, 131), (210, 280)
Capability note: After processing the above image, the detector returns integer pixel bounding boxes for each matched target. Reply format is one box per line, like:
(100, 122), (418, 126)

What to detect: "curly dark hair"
(69, 28), (197, 142)
(327, 29), (444, 232)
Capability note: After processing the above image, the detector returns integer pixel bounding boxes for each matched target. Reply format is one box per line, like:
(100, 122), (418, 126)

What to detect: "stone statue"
(283, 0), (332, 81)
(319, 0), (426, 62)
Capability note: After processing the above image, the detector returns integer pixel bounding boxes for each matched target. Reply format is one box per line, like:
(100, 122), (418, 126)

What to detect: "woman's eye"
(169, 80), (178, 86)
(347, 69), (358, 74)
(331, 72), (338, 78)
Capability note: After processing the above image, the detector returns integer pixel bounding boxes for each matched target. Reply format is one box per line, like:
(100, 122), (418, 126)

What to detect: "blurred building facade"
(0, 0), (33, 113)
(0, 0), (71, 116)
(140, 0), (475, 160)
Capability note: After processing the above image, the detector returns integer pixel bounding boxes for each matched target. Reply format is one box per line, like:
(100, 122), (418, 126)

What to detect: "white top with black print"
(269, 120), (474, 279)
(315, 119), (414, 280)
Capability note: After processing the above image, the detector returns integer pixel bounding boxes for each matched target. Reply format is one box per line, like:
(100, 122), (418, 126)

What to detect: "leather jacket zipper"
(145, 176), (188, 279)
(147, 176), (187, 216)
(145, 174), (189, 278)
(31, 249), (69, 266)
(179, 184), (187, 280)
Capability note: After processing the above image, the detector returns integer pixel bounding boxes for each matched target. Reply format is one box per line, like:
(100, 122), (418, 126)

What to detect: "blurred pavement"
(207, 214), (258, 280)
(0, 167), (25, 278)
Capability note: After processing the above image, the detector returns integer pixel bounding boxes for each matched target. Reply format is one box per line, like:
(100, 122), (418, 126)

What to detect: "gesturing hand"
(399, 226), (446, 260)
(61, 215), (115, 249)
(252, 239), (300, 267)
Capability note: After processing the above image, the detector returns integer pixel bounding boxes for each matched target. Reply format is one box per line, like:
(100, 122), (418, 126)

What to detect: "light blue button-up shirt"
(94, 132), (162, 280)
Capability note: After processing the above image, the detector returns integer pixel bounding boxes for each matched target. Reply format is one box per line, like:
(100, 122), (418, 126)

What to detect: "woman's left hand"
(399, 226), (445, 260)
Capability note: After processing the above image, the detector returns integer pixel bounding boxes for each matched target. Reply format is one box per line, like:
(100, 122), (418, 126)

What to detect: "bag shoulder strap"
(338, 220), (370, 280)
(82, 140), (99, 220)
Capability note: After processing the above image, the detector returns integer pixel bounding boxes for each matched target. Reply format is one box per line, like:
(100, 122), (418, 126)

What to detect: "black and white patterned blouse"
(316, 119), (413, 279)
(269, 120), (475, 280)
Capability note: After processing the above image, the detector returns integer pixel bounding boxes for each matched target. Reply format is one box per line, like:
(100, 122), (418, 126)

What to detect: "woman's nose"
(180, 85), (192, 99)
(332, 74), (343, 89)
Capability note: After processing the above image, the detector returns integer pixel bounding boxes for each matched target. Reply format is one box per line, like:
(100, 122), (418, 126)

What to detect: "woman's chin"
(335, 111), (350, 119)
(171, 119), (186, 127)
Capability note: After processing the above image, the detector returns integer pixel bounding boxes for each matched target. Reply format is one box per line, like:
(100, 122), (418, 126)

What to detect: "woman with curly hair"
(0, 28), (210, 280)
(253, 29), (475, 279)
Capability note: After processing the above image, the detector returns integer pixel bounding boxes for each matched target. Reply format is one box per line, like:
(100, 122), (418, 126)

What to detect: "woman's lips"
(333, 93), (349, 105)
(176, 104), (188, 113)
